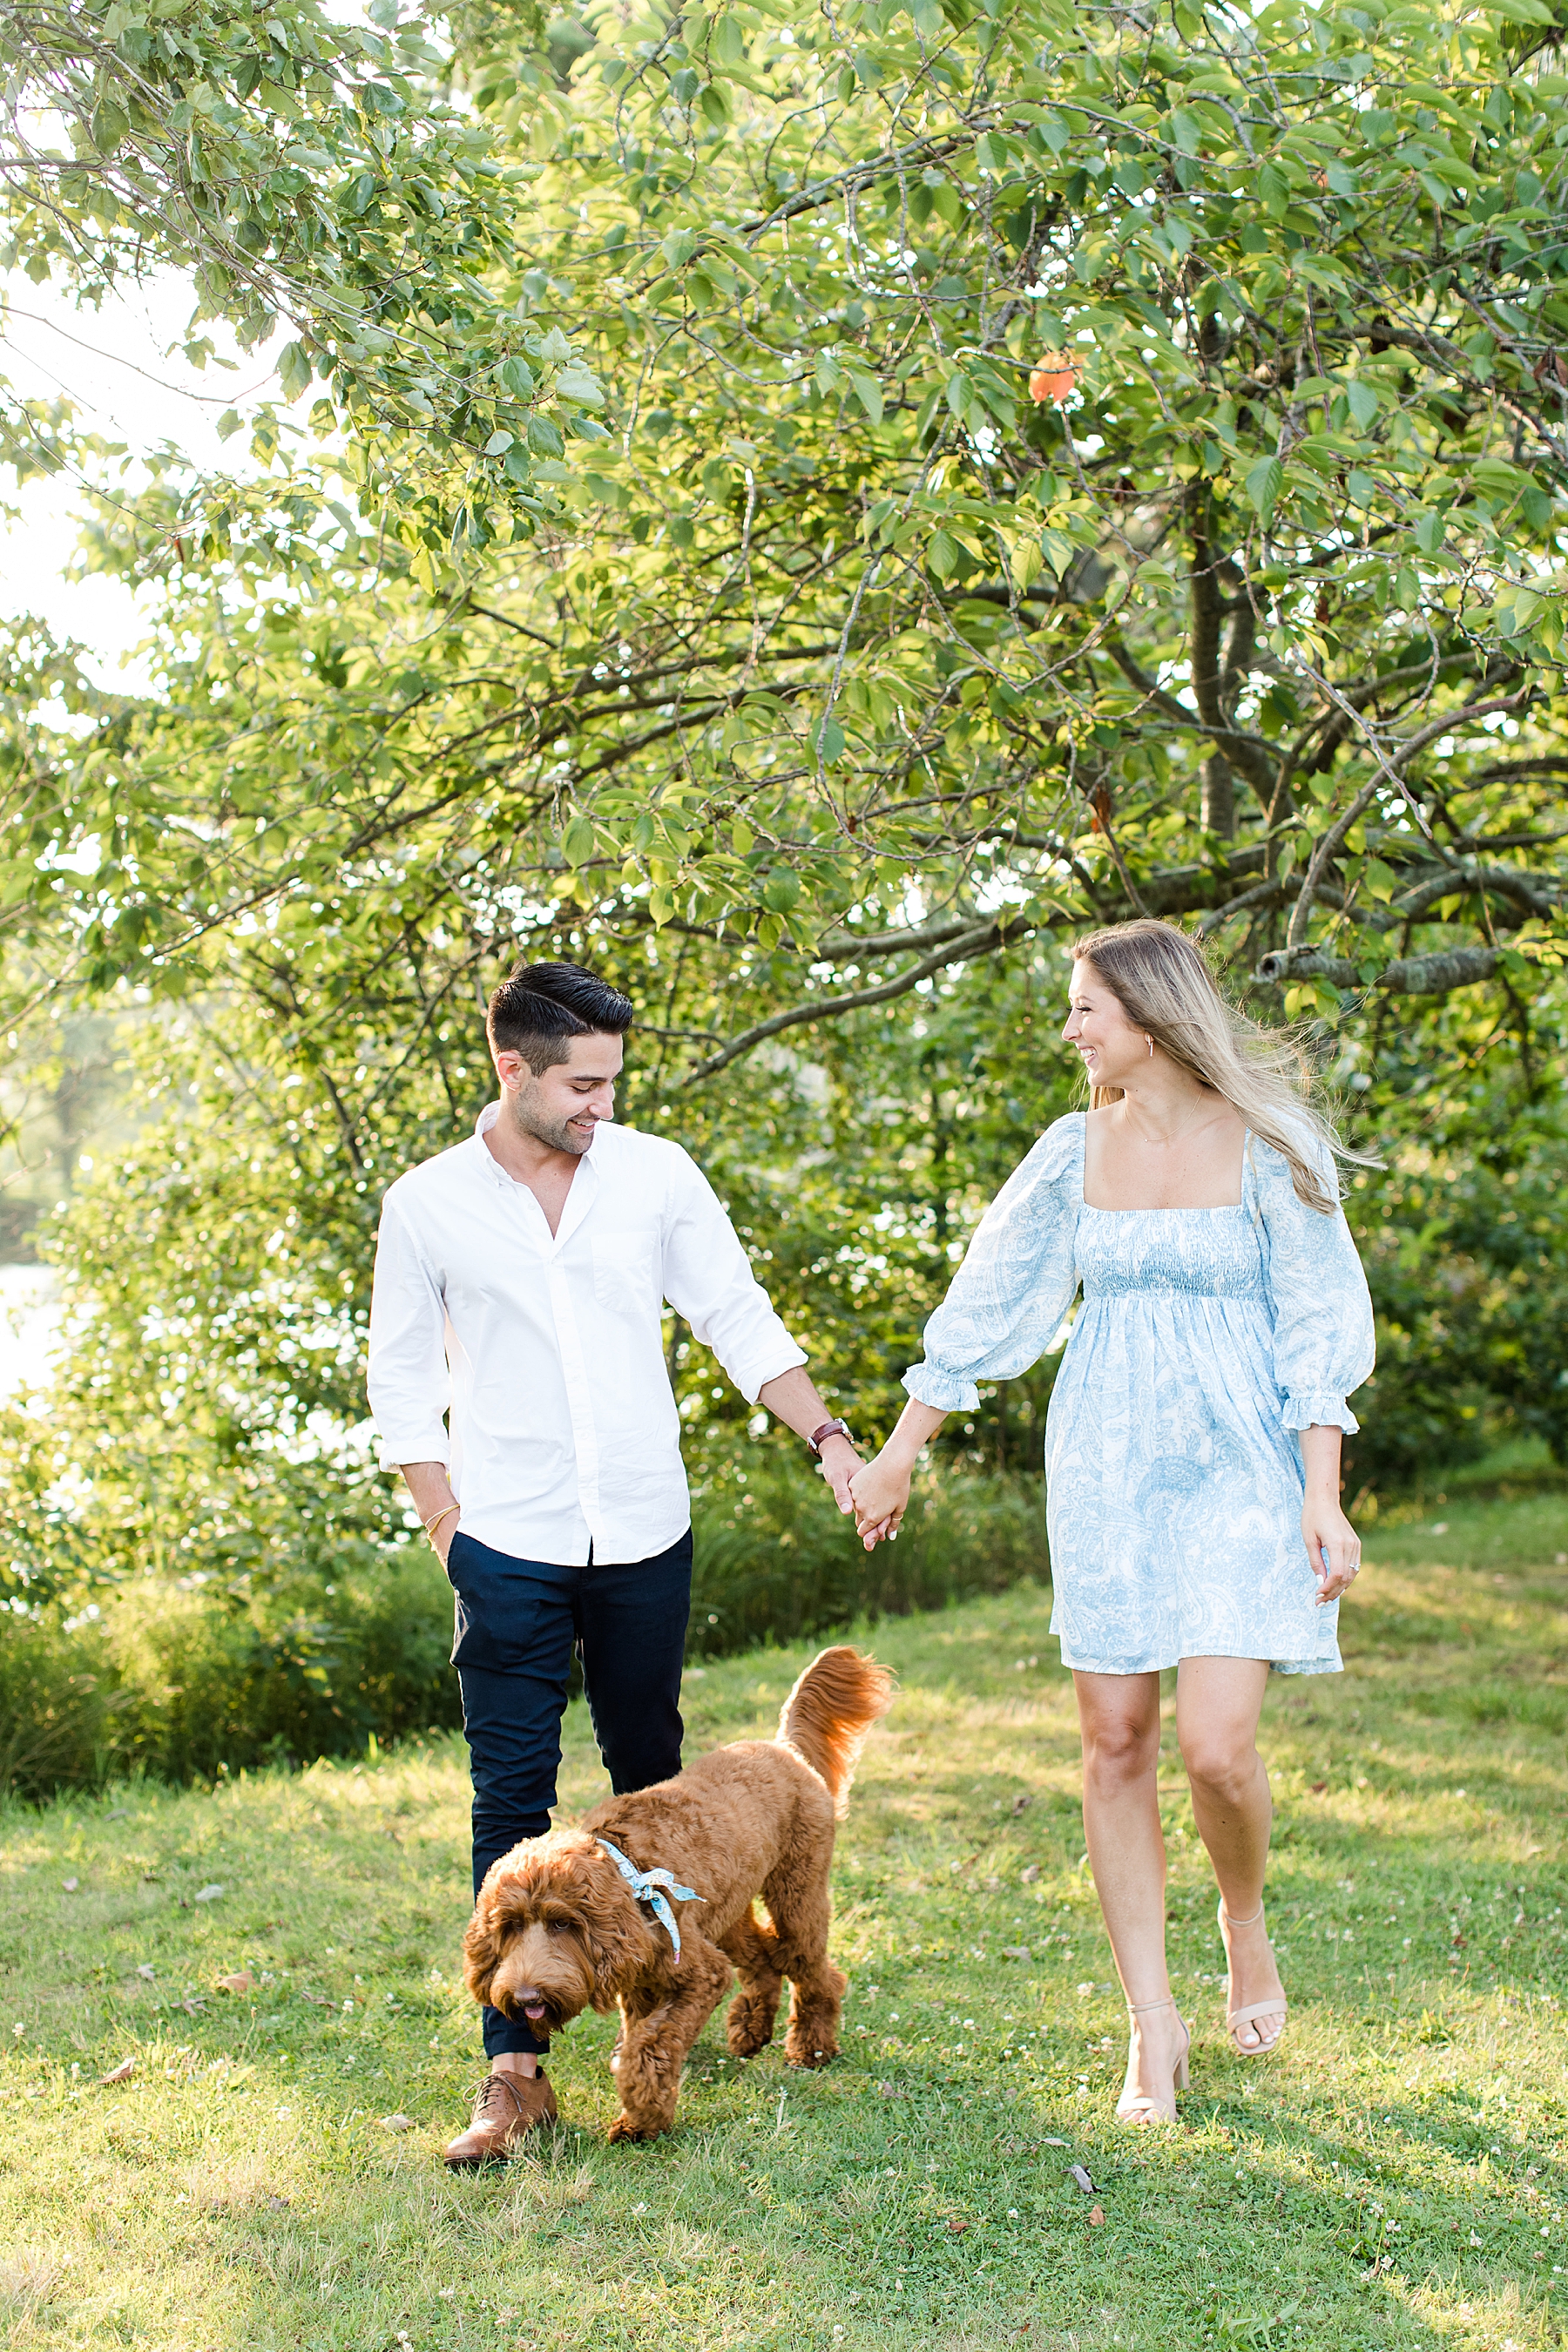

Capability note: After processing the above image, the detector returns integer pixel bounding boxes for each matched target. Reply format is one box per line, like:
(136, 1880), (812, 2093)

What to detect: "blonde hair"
(1071, 919), (1379, 1213)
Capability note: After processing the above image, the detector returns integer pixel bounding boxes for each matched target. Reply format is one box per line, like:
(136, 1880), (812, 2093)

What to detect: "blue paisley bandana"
(595, 1836), (705, 1961)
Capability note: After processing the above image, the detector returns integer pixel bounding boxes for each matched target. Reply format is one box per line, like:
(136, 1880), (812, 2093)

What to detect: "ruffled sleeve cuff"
(902, 1364), (981, 1415)
(1282, 1393), (1360, 1435)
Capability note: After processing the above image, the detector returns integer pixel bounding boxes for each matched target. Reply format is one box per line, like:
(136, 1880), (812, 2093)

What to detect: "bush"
(0, 1544), (460, 1801)
(0, 1612), (120, 1799)
(689, 1458), (1047, 1659)
(1342, 1099), (1568, 1499)
(0, 1463), (1050, 1798)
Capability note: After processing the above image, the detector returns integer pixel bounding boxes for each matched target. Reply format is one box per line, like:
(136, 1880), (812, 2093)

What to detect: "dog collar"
(595, 1836), (704, 1961)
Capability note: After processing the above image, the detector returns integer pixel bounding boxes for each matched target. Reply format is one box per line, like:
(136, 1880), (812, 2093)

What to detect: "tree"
(2, 0), (1566, 1623)
(2, 0), (1565, 1080)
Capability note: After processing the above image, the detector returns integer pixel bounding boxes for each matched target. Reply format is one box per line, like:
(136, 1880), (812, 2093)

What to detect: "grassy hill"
(3, 1478), (1567, 2350)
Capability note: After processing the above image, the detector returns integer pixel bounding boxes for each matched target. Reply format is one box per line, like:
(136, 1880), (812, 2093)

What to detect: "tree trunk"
(1201, 754), (1236, 839)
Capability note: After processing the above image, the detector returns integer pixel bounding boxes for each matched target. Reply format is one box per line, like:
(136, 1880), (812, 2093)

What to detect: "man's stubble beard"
(510, 1086), (596, 1157)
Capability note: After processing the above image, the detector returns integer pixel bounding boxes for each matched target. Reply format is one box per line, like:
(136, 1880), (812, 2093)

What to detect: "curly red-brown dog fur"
(462, 1645), (894, 2142)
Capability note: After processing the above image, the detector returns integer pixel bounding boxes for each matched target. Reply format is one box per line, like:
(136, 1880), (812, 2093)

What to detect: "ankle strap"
(1127, 1996), (1177, 2016)
(1220, 1903), (1265, 1927)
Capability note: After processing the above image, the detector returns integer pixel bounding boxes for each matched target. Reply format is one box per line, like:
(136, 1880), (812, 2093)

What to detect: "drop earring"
(1146, 1034), (1154, 1058)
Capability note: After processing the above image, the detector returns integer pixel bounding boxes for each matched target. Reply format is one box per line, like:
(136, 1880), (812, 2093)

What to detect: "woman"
(848, 920), (1375, 2125)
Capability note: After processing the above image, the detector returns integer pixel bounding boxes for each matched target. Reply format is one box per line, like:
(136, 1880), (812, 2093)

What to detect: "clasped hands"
(821, 1442), (910, 1553)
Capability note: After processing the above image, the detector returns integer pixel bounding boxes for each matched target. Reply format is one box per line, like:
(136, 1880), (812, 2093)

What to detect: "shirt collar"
(471, 1101), (603, 1244)
(472, 1101), (513, 1189)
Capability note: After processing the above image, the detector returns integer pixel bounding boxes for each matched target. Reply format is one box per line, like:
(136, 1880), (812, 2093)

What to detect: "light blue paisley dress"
(903, 1112), (1375, 1676)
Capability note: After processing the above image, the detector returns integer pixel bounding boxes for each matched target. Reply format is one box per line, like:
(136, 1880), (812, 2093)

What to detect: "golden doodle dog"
(462, 1646), (893, 2142)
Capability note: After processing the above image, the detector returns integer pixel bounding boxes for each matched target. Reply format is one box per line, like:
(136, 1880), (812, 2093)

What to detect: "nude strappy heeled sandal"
(1116, 1995), (1191, 2126)
(1218, 1899), (1288, 2056)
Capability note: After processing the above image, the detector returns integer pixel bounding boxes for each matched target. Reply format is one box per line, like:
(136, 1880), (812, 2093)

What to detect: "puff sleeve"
(1253, 1132), (1375, 1434)
(902, 1114), (1084, 1415)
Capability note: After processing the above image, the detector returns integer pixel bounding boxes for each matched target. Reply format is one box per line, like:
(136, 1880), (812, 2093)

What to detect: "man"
(367, 958), (862, 2165)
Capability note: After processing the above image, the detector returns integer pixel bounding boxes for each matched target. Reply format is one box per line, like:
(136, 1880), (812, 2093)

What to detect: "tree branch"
(1254, 943), (1502, 994)
(680, 918), (1032, 1085)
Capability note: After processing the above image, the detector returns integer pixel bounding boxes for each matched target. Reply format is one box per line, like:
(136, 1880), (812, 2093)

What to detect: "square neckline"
(1075, 1110), (1254, 1215)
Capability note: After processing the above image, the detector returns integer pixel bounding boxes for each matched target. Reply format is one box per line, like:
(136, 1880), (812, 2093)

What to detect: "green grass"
(4, 1487), (1568, 2350)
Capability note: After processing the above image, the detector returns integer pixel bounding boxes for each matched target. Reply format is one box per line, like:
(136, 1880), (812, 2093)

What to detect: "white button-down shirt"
(367, 1106), (806, 1565)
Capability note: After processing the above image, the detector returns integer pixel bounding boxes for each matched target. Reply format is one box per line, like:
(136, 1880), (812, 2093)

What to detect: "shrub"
(0, 1464), (1049, 1797)
(689, 1458), (1047, 1659)
(0, 1545), (460, 1801)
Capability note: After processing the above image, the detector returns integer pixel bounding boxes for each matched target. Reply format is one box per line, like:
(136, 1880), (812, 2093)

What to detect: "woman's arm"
(861, 1120), (1083, 1552)
(848, 1400), (948, 1550)
(1300, 1424), (1361, 1603)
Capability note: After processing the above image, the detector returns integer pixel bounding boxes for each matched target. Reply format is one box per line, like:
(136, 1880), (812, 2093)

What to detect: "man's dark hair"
(487, 960), (635, 1077)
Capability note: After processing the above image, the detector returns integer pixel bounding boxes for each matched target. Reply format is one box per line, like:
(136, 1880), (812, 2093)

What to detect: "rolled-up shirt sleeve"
(903, 1115), (1084, 1415)
(367, 1193), (453, 1470)
(660, 1152), (806, 1404)
(1255, 1134), (1375, 1433)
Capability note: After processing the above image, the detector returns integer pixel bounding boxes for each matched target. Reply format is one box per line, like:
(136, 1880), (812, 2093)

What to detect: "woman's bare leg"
(1073, 1670), (1186, 2105)
(1175, 1657), (1285, 2049)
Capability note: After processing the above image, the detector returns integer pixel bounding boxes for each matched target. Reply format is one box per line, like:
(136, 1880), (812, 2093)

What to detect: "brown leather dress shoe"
(442, 2070), (558, 2167)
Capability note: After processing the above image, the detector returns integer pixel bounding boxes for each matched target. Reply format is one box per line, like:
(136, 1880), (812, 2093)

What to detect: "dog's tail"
(775, 1646), (895, 1819)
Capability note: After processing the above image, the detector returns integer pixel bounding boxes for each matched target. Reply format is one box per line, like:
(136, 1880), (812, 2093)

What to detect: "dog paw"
(726, 1995), (778, 2058)
(785, 2038), (838, 2070)
(727, 2022), (774, 2058)
(607, 2112), (668, 2144)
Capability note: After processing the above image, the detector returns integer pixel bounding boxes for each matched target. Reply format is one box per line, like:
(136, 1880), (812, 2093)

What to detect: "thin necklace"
(1122, 1102), (1226, 1150)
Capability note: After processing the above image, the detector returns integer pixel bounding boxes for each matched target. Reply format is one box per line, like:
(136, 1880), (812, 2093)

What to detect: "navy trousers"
(447, 1526), (692, 2061)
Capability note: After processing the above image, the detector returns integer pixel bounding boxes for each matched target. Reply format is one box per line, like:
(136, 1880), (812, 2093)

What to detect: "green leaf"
(1348, 469), (1376, 510)
(1345, 379), (1380, 429)
(929, 531), (960, 579)
(661, 227), (700, 268)
(556, 365), (605, 407)
(1169, 109), (1204, 156)
(483, 429), (514, 456)
(816, 719), (846, 764)
(498, 356), (536, 398)
(562, 817), (597, 865)
(1257, 160), (1290, 216)
(527, 416), (564, 457)
(277, 341), (312, 402)
(847, 371), (884, 425)
(91, 101), (130, 155)
(1245, 455), (1283, 518)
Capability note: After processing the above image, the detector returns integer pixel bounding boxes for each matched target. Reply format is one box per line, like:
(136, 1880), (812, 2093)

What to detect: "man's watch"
(807, 1417), (855, 1456)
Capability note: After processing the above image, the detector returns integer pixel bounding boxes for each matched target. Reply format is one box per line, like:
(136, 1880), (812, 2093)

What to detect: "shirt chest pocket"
(591, 1227), (661, 1313)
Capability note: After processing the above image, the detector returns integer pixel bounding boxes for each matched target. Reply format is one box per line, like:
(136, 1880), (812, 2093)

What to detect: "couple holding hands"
(368, 918), (1373, 2162)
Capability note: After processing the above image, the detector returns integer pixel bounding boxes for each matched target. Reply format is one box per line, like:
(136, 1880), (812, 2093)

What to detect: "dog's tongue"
(524, 2001), (547, 2023)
